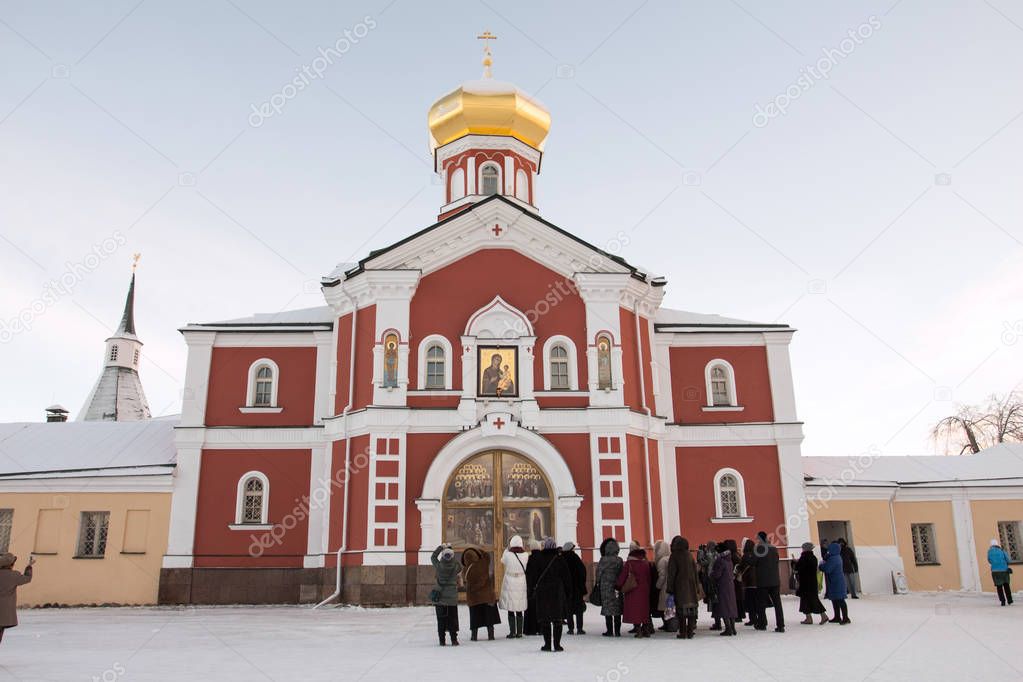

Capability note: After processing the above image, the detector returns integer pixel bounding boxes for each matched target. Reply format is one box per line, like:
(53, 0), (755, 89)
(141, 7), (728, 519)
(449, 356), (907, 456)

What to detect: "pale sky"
(1, 0), (1021, 457)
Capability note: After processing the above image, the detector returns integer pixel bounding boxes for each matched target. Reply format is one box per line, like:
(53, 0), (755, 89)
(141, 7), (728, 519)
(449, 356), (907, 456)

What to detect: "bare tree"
(932, 391), (1023, 455)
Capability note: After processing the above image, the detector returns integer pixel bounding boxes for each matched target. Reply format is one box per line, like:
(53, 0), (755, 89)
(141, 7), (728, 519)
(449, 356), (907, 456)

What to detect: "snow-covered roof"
(183, 305), (334, 330)
(803, 443), (1023, 487)
(654, 307), (790, 331)
(0, 418), (178, 477)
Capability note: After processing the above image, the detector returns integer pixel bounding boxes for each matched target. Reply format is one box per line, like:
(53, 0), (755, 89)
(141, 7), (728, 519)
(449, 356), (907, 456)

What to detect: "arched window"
(109, 345), (119, 362)
(235, 471), (269, 525)
(704, 360), (737, 407)
(426, 345), (445, 389)
(245, 358), (280, 408)
(481, 164), (499, 195)
(515, 168), (529, 202)
(542, 335), (578, 391)
(596, 335), (613, 390)
(450, 167), (465, 201)
(383, 333), (399, 388)
(713, 468), (748, 520)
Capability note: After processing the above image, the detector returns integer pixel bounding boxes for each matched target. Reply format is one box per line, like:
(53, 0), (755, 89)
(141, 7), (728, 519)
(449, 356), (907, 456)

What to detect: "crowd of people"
(430, 531), (857, 651)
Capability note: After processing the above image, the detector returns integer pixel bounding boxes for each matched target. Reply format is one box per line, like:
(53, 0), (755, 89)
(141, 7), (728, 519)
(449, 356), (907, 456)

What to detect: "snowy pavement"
(0, 593), (1019, 681)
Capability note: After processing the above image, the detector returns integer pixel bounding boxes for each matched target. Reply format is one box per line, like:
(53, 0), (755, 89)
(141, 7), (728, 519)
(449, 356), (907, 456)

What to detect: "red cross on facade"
(493, 417), (506, 429)
(491, 223), (503, 237)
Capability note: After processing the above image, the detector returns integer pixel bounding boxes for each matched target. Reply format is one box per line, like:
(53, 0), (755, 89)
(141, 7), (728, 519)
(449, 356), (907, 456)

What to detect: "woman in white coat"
(499, 535), (529, 638)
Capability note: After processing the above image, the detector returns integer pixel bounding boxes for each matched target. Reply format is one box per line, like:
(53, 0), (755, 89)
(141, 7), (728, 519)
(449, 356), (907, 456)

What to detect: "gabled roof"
(322, 194), (651, 285)
(654, 307), (790, 331)
(182, 305), (334, 332)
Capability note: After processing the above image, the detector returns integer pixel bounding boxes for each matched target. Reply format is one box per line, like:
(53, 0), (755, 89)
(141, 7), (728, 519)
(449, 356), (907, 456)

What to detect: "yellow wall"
(892, 500), (960, 592)
(971, 499), (1023, 592)
(808, 499), (895, 546)
(1, 491), (171, 606)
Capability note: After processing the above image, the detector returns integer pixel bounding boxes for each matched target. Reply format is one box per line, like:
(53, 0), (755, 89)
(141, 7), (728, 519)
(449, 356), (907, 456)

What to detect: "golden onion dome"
(428, 79), (552, 151)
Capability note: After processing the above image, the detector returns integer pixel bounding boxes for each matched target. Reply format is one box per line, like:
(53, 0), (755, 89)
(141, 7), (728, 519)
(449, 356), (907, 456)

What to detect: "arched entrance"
(443, 449), (555, 591)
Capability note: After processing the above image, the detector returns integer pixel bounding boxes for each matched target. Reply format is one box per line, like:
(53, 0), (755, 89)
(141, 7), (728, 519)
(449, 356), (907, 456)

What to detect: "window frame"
(233, 471), (271, 528)
(449, 166), (466, 201)
(998, 520), (1023, 563)
(75, 511), (110, 559)
(703, 359), (740, 410)
(910, 522), (939, 565)
(479, 162), (501, 196)
(712, 467), (751, 522)
(542, 335), (579, 391)
(244, 358), (280, 410)
(0, 508), (12, 554)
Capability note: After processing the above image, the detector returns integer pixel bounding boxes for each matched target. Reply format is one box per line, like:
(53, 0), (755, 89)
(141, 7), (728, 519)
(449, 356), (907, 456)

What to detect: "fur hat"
(801, 542), (815, 552)
(562, 541), (576, 553)
(629, 541), (641, 553)
(542, 537), (557, 550)
(0, 553), (16, 569)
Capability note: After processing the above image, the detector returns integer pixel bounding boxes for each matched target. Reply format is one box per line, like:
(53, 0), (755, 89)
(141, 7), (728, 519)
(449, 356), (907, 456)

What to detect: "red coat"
(616, 555), (653, 624)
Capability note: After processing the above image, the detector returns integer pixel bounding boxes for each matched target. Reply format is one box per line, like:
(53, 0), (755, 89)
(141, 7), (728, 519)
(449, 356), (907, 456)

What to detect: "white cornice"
(436, 135), (542, 169)
(664, 422), (805, 447)
(0, 474), (174, 493)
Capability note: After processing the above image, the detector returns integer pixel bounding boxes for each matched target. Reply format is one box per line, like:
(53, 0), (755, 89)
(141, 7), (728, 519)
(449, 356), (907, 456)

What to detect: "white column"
(415, 498), (440, 565)
(466, 157), (477, 195)
(574, 273), (630, 408)
(504, 155), (515, 195)
(765, 332), (798, 422)
(163, 445), (202, 568)
(777, 437), (810, 549)
(659, 441), (679, 539)
(312, 330), (333, 424)
(304, 442), (333, 568)
(951, 492), (982, 591)
(179, 332), (216, 426)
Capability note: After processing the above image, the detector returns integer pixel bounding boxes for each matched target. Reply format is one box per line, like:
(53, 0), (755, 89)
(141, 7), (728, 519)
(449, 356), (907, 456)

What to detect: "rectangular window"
(34, 509), (61, 554)
(998, 521), (1022, 563)
(551, 362), (569, 389)
(910, 523), (938, 565)
(122, 510), (150, 554)
(0, 509), (12, 553)
(76, 512), (110, 558)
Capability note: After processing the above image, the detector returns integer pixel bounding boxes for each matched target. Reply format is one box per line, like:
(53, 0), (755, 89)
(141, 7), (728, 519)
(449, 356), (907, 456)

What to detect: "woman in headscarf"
(596, 538), (623, 637)
(499, 535), (528, 638)
(710, 541), (738, 636)
(462, 546), (501, 641)
(533, 537), (572, 652)
(430, 544), (460, 646)
(697, 540), (720, 630)
(561, 542), (588, 634)
(616, 542), (655, 637)
(723, 539), (745, 623)
(665, 536), (701, 639)
(0, 553), (33, 646)
(523, 539), (542, 636)
(819, 541), (850, 624)
(737, 538), (759, 628)
(795, 542), (828, 624)
(652, 540), (674, 631)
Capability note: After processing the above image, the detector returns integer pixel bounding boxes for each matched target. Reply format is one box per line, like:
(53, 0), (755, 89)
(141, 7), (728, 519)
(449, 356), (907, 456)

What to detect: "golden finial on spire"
(477, 31), (497, 78)
(132, 253), (141, 272)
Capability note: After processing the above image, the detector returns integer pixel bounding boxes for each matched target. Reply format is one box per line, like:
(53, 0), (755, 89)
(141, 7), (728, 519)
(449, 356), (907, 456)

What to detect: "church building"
(160, 45), (808, 605)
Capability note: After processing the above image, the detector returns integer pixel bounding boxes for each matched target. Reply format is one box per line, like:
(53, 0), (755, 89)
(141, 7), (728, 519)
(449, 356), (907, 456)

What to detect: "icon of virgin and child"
(480, 350), (516, 397)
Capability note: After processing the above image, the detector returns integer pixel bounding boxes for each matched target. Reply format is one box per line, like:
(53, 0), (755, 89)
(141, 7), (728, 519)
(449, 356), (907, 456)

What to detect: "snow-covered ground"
(1, 593), (1019, 681)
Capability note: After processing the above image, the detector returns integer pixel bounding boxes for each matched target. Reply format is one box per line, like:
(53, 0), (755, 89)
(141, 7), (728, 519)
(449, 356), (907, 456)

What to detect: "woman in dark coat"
(737, 539), (759, 627)
(561, 542), (587, 634)
(462, 546), (501, 640)
(820, 542), (850, 624)
(665, 536), (701, 639)
(795, 542), (828, 624)
(697, 540), (720, 630)
(0, 553), (33, 645)
(616, 542), (654, 637)
(532, 538), (572, 652)
(723, 539), (745, 622)
(596, 538), (623, 637)
(523, 539), (541, 636)
(431, 544), (460, 646)
(710, 542), (738, 636)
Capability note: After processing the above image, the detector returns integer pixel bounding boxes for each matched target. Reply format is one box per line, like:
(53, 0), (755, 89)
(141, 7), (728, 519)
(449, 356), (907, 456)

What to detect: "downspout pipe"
(314, 288), (358, 609)
(633, 302), (656, 546)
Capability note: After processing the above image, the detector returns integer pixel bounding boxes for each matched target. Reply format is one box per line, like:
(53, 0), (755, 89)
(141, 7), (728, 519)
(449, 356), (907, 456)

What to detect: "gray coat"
(596, 538), (624, 617)
(431, 546), (459, 606)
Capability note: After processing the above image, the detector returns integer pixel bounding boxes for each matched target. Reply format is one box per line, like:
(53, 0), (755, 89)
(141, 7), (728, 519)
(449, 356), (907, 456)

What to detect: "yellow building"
(804, 443), (1023, 594)
(0, 418), (176, 606)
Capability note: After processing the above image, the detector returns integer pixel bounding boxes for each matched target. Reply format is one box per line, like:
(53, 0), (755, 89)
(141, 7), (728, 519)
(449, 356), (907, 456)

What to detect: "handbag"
(428, 588), (442, 603)
(621, 565), (638, 594)
(589, 565), (603, 607)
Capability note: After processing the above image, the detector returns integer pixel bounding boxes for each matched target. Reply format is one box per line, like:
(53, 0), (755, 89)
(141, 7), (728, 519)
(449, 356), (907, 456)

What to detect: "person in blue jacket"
(819, 542), (850, 624)
(987, 539), (1014, 606)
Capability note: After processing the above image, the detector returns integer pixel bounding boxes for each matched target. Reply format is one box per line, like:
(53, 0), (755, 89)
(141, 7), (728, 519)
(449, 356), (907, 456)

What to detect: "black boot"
(515, 612), (524, 638)
(450, 632), (459, 646)
(720, 618), (731, 636)
(507, 613), (516, 639)
(487, 625), (495, 641)
(471, 628), (478, 642)
(439, 629), (446, 646)
(541, 623), (552, 651)
(553, 623), (564, 651)
(566, 617), (574, 635)
(603, 615), (614, 637)
(711, 617), (722, 631)
(614, 616), (622, 637)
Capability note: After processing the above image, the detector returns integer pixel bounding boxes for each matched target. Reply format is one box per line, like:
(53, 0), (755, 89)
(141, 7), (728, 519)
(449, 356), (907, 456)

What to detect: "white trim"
(710, 516), (754, 524)
(713, 467), (747, 519)
(228, 524), (272, 531)
(704, 359), (737, 407)
(416, 334), (453, 390)
(701, 406), (744, 412)
(246, 358), (280, 408)
(541, 335), (579, 391)
(238, 406), (283, 414)
(235, 471), (270, 525)
(449, 167), (465, 201)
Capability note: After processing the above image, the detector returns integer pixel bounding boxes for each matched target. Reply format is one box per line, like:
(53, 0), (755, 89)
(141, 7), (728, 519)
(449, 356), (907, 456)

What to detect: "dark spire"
(116, 272), (136, 336)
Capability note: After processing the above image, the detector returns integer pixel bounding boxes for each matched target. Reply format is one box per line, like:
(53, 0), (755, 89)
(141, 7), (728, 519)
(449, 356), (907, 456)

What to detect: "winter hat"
(0, 553), (14, 569)
(562, 541), (576, 553)
(629, 541), (641, 553)
(991, 539), (1000, 547)
(543, 537), (557, 550)
(801, 542), (814, 552)
(440, 547), (455, 561)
